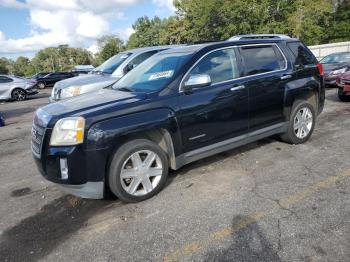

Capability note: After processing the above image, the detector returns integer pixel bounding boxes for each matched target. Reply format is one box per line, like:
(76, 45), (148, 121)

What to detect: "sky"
(0, 0), (175, 59)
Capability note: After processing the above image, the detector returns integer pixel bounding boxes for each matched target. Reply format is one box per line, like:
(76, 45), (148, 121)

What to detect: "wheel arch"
(284, 85), (318, 121)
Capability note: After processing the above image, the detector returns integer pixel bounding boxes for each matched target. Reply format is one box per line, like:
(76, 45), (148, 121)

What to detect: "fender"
(86, 108), (182, 157)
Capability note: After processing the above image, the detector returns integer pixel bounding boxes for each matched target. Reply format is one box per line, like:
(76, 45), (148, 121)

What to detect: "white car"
(0, 75), (38, 101)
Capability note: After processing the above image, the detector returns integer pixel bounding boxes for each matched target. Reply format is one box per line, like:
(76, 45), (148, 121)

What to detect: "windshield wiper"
(92, 70), (105, 75)
(116, 86), (133, 92)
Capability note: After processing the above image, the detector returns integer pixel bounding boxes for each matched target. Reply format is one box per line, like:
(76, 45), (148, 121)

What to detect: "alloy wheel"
(120, 150), (163, 196)
(12, 89), (26, 101)
(294, 107), (313, 139)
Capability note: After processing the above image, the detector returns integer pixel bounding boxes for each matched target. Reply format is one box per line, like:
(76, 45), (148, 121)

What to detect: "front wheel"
(280, 101), (316, 144)
(108, 139), (169, 203)
(11, 88), (27, 101)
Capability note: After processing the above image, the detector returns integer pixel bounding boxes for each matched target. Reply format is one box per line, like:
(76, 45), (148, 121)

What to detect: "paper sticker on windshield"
(149, 70), (174, 80)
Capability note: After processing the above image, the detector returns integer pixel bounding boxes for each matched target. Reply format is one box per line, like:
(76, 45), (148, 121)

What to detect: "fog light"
(60, 158), (68, 179)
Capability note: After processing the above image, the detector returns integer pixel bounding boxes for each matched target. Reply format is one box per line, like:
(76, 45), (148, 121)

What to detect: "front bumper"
(32, 127), (109, 199)
(26, 88), (39, 96)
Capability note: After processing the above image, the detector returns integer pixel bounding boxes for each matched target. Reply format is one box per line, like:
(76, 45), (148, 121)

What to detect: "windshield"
(92, 52), (131, 74)
(320, 53), (350, 64)
(112, 52), (192, 92)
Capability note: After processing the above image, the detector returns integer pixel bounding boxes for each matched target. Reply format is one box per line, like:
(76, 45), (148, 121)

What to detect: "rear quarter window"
(239, 45), (286, 76)
(287, 42), (317, 66)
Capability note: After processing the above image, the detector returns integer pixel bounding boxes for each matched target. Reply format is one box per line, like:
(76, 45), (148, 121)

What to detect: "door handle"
(230, 85), (245, 92)
(281, 75), (292, 80)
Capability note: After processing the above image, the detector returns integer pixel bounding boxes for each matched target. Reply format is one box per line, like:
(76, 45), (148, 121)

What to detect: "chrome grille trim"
(31, 123), (45, 158)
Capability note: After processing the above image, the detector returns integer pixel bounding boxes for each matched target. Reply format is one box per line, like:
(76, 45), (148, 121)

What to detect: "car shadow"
(203, 215), (281, 262)
(0, 195), (114, 261)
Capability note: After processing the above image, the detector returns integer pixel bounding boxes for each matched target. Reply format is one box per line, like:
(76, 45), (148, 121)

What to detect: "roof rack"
(228, 34), (291, 41)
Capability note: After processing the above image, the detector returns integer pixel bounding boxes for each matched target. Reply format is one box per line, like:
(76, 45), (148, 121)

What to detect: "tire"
(11, 88), (27, 101)
(338, 88), (349, 102)
(38, 82), (46, 89)
(108, 139), (169, 203)
(280, 100), (316, 144)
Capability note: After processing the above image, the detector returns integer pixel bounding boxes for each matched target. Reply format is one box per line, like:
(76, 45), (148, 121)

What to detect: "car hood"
(322, 62), (349, 74)
(54, 74), (120, 89)
(40, 88), (147, 125)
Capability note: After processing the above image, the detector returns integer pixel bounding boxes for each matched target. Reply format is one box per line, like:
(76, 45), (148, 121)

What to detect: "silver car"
(0, 75), (38, 101)
(50, 46), (175, 102)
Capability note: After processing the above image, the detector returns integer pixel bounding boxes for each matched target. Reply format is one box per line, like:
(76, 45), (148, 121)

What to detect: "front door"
(178, 47), (249, 152)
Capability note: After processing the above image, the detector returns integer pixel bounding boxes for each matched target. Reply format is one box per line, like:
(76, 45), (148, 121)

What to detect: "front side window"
(187, 48), (239, 84)
(113, 52), (192, 92)
(123, 50), (159, 74)
(240, 45), (286, 76)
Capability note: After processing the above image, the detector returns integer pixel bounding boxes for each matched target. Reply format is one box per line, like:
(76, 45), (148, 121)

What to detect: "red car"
(336, 71), (350, 101)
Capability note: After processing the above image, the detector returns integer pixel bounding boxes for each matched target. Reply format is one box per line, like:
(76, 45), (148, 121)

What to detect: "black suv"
(36, 72), (75, 89)
(32, 35), (325, 202)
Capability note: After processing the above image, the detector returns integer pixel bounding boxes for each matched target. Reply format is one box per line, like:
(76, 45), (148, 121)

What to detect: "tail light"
(316, 63), (324, 76)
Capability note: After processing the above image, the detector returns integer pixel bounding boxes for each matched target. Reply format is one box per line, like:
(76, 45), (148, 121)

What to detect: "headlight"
(50, 117), (85, 146)
(330, 68), (347, 75)
(60, 86), (82, 98)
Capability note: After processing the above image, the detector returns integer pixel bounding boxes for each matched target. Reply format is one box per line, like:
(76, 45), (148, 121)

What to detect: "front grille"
(31, 123), (45, 158)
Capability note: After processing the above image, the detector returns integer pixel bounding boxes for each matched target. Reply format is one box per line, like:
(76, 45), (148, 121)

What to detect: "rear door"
(0, 76), (14, 98)
(238, 44), (290, 131)
(178, 47), (249, 152)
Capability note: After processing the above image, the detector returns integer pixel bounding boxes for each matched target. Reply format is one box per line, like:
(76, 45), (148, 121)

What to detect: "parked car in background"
(0, 75), (38, 101)
(31, 72), (51, 80)
(336, 71), (350, 101)
(71, 65), (95, 76)
(36, 72), (75, 89)
(0, 113), (4, 127)
(32, 35), (324, 202)
(50, 46), (177, 102)
(320, 52), (350, 87)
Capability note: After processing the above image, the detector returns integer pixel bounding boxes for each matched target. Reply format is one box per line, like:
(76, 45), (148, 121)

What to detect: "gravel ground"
(0, 88), (349, 262)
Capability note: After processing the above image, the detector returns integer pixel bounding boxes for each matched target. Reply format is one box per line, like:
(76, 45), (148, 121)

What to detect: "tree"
(0, 58), (10, 74)
(97, 35), (124, 63)
(127, 16), (165, 48)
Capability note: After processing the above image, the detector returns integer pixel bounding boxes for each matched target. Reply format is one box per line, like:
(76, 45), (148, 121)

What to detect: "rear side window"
(188, 48), (239, 84)
(240, 45), (286, 76)
(287, 42), (317, 66)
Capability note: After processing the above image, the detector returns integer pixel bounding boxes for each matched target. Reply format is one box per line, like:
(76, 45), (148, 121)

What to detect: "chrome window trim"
(179, 43), (288, 93)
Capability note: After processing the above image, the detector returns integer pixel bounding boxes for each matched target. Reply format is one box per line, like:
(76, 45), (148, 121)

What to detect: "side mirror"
(183, 74), (211, 93)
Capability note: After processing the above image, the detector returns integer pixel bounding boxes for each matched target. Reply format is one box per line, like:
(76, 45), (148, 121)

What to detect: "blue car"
(0, 114), (4, 127)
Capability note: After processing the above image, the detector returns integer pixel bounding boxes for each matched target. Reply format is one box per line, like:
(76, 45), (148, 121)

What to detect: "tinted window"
(240, 45), (286, 76)
(0, 76), (13, 83)
(113, 52), (191, 92)
(188, 48), (239, 84)
(287, 42), (317, 65)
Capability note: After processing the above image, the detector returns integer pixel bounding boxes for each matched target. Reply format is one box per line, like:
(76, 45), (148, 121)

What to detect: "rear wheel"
(280, 101), (315, 144)
(38, 82), (45, 89)
(11, 88), (27, 101)
(108, 139), (169, 203)
(338, 88), (349, 102)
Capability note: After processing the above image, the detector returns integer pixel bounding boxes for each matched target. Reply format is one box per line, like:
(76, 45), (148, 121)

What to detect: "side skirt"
(174, 122), (288, 170)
